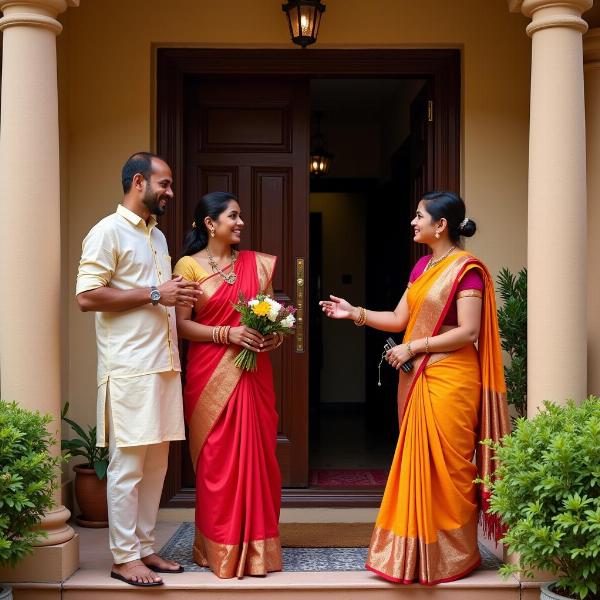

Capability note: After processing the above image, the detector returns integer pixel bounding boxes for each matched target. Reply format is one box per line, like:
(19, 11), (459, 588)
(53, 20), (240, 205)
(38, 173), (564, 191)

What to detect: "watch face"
(151, 290), (160, 302)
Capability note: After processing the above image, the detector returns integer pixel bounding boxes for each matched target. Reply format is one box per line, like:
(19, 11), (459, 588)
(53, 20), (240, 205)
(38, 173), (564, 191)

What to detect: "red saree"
(366, 251), (510, 584)
(180, 250), (282, 578)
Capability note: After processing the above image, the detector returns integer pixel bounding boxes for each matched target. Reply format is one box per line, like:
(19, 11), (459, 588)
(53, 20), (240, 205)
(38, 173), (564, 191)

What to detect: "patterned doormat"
(159, 522), (503, 573)
(309, 469), (388, 488)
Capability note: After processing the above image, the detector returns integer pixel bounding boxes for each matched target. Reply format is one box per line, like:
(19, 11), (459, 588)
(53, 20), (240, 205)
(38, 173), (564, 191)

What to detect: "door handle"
(295, 257), (305, 353)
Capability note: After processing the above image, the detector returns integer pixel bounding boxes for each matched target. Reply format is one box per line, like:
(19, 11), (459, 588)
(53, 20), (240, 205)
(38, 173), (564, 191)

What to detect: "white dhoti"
(105, 371), (183, 564)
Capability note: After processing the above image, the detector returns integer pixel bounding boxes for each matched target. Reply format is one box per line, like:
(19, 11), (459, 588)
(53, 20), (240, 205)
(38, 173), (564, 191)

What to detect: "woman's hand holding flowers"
(232, 293), (296, 370)
(229, 325), (263, 352)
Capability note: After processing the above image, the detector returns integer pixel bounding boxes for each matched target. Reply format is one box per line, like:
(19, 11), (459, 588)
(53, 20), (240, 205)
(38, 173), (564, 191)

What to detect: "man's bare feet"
(111, 559), (163, 586)
(142, 552), (184, 573)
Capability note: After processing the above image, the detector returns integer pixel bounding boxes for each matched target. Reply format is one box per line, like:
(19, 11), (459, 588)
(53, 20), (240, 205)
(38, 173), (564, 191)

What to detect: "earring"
(435, 232), (440, 239)
(210, 229), (215, 238)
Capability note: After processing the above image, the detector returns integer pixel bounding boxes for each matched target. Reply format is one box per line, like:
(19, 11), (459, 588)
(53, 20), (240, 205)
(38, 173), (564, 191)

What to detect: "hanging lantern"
(282, 0), (326, 48)
(310, 112), (333, 176)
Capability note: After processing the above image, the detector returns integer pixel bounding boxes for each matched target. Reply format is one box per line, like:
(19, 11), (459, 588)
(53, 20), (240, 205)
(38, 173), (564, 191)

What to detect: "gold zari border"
(366, 514), (480, 584)
(255, 252), (277, 292)
(188, 346), (242, 469)
(194, 528), (282, 579)
(477, 388), (511, 482)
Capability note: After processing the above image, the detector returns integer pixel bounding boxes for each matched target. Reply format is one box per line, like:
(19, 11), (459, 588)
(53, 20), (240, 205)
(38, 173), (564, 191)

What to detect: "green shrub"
(0, 400), (59, 567)
(497, 267), (527, 419)
(486, 397), (600, 600)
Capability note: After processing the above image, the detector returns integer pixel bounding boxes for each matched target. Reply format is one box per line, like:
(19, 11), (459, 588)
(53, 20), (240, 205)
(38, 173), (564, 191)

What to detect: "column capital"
(509, 0), (592, 36)
(0, 0), (79, 34)
(584, 28), (600, 67)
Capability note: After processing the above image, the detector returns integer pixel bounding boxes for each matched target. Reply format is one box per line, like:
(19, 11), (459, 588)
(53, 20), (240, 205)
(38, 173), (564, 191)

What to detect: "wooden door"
(174, 77), (310, 493)
(408, 81), (435, 264)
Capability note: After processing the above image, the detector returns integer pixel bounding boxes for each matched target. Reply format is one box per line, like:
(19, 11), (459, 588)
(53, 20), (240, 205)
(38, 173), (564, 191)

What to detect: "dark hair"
(121, 152), (164, 194)
(182, 191), (239, 256)
(421, 191), (476, 244)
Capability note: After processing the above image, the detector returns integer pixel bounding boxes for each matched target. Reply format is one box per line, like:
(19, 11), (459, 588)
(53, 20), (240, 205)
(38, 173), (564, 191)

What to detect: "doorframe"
(156, 48), (460, 508)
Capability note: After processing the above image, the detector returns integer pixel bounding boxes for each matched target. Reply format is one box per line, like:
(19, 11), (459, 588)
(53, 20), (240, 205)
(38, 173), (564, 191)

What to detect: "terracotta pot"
(73, 464), (108, 527)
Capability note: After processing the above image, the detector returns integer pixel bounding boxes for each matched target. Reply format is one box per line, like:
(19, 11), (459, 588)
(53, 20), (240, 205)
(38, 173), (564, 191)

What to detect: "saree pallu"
(366, 251), (510, 585)
(184, 250), (282, 579)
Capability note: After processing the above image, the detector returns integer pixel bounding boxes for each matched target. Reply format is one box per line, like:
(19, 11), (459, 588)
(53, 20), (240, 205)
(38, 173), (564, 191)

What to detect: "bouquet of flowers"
(232, 293), (296, 371)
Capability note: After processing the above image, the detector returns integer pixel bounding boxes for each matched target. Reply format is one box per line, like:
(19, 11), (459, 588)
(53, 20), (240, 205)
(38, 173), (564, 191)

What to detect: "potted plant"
(0, 400), (60, 599)
(484, 396), (600, 600)
(497, 267), (527, 419)
(61, 402), (109, 527)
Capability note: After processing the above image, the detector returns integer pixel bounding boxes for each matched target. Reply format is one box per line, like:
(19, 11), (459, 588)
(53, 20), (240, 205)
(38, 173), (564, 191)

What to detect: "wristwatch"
(150, 286), (161, 306)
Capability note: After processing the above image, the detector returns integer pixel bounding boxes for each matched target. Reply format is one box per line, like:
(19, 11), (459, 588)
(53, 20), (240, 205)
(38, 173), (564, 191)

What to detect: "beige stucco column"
(585, 28), (600, 397)
(0, 0), (79, 582)
(510, 0), (591, 416)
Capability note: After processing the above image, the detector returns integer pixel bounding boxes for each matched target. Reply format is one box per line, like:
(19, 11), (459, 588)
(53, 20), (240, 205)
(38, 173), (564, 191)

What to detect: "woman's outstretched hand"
(319, 295), (356, 320)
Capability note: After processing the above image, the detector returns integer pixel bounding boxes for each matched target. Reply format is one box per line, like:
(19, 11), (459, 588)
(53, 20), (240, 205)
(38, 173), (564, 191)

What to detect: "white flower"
(266, 298), (283, 322)
(248, 299), (259, 307)
(280, 314), (295, 328)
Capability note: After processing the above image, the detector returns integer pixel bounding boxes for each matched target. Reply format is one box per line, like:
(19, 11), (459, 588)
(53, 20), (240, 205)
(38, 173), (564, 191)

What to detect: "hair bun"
(461, 218), (477, 238)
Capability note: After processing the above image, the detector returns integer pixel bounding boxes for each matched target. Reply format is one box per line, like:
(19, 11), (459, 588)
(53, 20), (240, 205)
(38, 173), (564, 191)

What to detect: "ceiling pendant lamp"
(282, 0), (326, 48)
(310, 111), (333, 177)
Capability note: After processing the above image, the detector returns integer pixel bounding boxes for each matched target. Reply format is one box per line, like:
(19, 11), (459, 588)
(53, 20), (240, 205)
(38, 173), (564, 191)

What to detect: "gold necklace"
(206, 248), (238, 285)
(424, 246), (455, 272)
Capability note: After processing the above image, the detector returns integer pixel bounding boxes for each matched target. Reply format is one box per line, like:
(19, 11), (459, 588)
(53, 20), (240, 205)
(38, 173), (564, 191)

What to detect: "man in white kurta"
(76, 152), (201, 587)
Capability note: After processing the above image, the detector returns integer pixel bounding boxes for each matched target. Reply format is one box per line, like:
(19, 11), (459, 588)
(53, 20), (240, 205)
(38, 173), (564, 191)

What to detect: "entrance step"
(60, 569), (520, 600)
(11, 521), (526, 600)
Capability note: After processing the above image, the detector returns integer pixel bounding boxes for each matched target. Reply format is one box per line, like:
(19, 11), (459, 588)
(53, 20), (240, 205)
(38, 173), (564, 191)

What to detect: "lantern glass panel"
(299, 5), (317, 38)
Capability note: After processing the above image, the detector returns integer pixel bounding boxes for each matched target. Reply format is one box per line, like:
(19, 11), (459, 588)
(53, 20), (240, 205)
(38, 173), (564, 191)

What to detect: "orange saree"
(176, 250), (282, 579)
(366, 251), (510, 584)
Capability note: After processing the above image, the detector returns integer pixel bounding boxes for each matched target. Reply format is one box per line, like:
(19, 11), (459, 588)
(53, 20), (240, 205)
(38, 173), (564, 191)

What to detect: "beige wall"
(60, 0), (531, 429)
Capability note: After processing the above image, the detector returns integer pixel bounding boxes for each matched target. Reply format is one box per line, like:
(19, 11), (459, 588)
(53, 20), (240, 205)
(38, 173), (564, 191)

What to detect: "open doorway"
(157, 48), (459, 506)
(308, 78), (429, 490)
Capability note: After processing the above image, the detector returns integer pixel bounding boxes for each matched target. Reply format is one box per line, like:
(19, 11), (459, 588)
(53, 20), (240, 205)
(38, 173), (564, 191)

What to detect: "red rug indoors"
(309, 469), (388, 489)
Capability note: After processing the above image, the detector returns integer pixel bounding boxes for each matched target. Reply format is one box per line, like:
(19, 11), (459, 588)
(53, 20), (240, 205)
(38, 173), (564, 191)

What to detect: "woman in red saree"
(173, 192), (283, 579)
(320, 191), (510, 585)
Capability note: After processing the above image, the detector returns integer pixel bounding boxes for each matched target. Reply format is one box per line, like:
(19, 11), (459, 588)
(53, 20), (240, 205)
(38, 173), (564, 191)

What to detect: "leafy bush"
(497, 267), (527, 419)
(486, 397), (600, 600)
(61, 402), (108, 480)
(0, 400), (59, 567)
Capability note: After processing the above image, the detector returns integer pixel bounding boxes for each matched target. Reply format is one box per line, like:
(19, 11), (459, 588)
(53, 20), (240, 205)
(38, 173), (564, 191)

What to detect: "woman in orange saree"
(320, 191), (510, 585)
(173, 192), (283, 579)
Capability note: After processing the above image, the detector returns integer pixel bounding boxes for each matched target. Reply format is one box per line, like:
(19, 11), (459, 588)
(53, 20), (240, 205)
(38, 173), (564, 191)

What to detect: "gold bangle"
(407, 341), (416, 359)
(354, 306), (367, 327)
(425, 336), (430, 354)
(212, 327), (219, 344)
(456, 289), (483, 299)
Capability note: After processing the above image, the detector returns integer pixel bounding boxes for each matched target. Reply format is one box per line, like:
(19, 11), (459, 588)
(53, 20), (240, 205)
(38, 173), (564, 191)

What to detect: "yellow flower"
(252, 301), (271, 317)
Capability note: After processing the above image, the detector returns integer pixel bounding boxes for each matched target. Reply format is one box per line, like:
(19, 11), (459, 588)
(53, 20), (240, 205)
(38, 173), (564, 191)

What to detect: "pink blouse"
(408, 255), (483, 326)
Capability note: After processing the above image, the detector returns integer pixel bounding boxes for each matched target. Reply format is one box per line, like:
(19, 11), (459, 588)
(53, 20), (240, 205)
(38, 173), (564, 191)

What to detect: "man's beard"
(142, 189), (166, 216)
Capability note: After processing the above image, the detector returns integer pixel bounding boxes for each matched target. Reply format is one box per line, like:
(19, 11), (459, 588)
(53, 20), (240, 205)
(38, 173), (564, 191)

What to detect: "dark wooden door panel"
(181, 77), (309, 488)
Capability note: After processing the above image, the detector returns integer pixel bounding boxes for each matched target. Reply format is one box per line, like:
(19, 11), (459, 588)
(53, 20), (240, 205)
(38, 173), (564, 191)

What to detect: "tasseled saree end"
(468, 262), (511, 542)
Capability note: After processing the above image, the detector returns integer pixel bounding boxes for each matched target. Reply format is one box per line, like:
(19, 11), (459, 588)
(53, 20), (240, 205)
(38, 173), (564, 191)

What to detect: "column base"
(10, 586), (61, 600)
(0, 533), (79, 583)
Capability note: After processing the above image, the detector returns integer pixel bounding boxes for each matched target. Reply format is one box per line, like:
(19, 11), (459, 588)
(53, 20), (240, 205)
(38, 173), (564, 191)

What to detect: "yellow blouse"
(173, 255), (211, 283)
